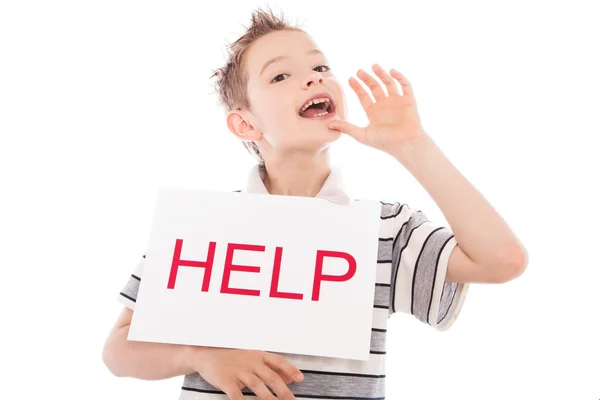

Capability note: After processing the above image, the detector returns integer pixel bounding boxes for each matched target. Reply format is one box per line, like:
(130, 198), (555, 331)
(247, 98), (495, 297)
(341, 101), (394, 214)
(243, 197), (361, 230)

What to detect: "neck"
(262, 152), (331, 197)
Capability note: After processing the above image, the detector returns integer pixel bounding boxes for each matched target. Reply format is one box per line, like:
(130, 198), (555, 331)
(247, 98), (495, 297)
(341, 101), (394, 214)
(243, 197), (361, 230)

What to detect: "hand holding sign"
(191, 347), (303, 399)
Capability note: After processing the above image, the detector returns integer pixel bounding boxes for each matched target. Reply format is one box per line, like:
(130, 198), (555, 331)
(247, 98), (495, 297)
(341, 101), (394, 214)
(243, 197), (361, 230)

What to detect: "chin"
(313, 126), (342, 149)
(284, 131), (336, 154)
(326, 127), (343, 140)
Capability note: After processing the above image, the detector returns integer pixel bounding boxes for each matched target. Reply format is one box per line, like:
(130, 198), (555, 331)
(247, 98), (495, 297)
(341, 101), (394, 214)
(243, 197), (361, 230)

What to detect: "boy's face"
(228, 30), (346, 160)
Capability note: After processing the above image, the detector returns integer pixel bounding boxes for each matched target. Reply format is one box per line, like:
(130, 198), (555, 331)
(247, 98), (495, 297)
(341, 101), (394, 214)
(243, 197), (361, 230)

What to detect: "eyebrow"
(259, 49), (324, 77)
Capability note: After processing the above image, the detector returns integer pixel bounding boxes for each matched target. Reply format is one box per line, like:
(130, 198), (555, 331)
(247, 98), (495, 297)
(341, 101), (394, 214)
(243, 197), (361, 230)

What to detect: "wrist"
(388, 132), (435, 166)
(179, 345), (208, 374)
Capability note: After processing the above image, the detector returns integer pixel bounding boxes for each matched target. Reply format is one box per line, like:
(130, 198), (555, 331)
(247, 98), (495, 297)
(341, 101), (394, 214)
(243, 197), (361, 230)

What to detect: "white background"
(1, 0), (598, 399)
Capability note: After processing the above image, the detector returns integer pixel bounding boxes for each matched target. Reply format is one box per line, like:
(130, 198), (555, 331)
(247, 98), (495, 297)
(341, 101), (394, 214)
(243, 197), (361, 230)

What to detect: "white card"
(128, 188), (381, 360)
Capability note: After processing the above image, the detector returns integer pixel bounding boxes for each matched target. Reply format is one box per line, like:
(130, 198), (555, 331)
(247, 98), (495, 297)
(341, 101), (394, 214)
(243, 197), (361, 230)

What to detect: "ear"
(226, 110), (262, 142)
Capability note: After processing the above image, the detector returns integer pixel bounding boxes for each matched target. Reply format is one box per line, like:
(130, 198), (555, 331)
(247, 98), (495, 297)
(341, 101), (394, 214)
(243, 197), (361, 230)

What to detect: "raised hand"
(328, 64), (428, 154)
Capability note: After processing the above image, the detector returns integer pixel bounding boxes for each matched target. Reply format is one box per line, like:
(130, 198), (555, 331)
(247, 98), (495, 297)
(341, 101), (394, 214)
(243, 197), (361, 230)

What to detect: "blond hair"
(210, 7), (305, 165)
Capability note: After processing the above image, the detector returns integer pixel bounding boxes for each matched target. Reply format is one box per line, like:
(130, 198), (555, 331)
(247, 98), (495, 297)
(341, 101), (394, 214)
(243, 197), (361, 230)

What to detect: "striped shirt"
(117, 165), (469, 399)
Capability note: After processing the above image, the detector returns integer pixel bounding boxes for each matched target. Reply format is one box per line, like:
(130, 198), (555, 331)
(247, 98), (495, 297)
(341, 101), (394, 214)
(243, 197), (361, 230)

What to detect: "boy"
(102, 7), (528, 400)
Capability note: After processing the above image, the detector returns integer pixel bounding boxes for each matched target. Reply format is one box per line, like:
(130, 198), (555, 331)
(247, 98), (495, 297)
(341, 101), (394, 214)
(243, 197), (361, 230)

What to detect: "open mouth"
(298, 95), (336, 119)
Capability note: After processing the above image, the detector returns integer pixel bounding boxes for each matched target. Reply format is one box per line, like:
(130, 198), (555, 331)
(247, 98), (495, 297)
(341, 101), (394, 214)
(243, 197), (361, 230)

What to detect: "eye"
(271, 74), (289, 83)
(271, 65), (330, 84)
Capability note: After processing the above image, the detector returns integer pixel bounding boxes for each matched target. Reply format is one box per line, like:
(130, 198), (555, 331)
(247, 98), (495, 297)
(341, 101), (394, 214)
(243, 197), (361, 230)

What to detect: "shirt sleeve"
(389, 203), (469, 331)
(117, 254), (146, 310)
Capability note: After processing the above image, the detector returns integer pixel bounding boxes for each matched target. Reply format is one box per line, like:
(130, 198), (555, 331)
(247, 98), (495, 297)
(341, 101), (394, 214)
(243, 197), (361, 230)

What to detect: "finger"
(254, 364), (297, 399)
(222, 384), (247, 400)
(372, 64), (401, 96)
(389, 68), (414, 98)
(357, 68), (386, 101)
(348, 76), (373, 110)
(263, 353), (303, 384)
(328, 120), (365, 143)
(239, 373), (276, 400)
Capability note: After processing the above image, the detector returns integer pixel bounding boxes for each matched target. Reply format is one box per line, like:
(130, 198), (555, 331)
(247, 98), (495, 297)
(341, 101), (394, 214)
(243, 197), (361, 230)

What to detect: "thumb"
(328, 119), (365, 142)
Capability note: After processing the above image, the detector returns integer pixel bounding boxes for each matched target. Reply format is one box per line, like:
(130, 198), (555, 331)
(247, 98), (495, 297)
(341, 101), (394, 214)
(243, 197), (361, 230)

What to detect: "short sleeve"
(117, 254), (146, 310)
(388, 203), (469, 331)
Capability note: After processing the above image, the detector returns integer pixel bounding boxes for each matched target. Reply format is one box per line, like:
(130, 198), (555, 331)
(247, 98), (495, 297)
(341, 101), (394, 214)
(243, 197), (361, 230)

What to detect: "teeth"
(300, 97), (331, 113)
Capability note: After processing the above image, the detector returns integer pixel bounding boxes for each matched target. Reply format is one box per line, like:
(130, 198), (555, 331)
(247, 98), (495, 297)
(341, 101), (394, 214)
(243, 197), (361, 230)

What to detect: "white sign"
(128, 188), (381, 360)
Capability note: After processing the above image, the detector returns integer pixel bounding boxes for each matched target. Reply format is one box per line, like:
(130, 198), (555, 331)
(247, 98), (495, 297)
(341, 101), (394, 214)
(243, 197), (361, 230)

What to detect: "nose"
(303, 70), (324, 88)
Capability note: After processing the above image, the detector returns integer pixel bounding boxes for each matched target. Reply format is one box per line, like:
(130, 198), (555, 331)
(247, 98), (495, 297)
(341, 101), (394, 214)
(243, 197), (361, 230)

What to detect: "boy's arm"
(102, 307), (201, 380)
(390, 134), (528, 283)
(328, 65), (528, 283)
(102, 307), (305, 399)
(106, 261), (305, 399)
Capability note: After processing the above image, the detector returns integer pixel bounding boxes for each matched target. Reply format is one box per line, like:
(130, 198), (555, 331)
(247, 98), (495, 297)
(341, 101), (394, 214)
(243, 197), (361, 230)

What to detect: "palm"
(363, 95), (421, 149)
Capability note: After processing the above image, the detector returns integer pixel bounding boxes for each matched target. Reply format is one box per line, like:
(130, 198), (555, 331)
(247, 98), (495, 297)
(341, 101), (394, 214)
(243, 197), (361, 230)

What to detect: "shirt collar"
(243, 164), (350, 205)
